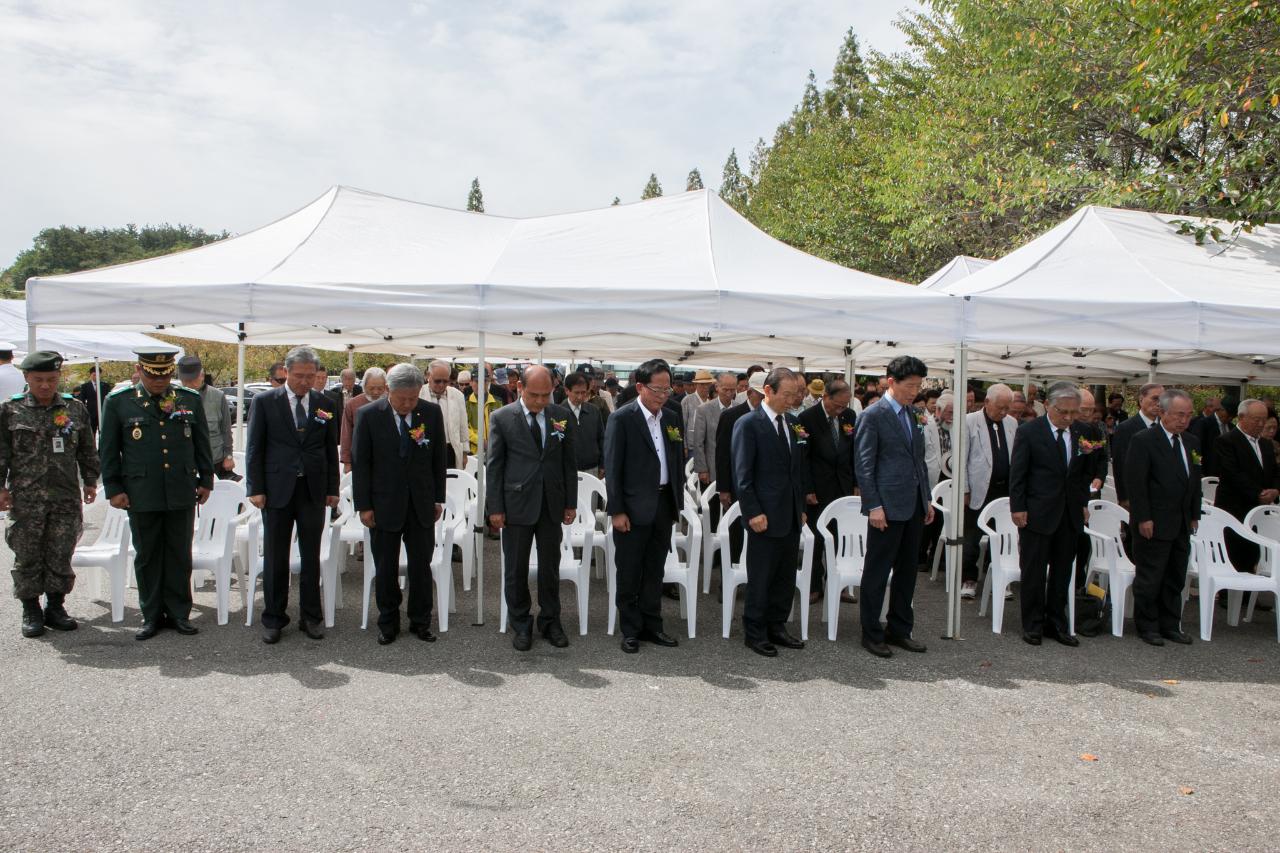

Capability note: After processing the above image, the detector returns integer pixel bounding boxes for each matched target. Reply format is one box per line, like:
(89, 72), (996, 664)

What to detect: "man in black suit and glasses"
(246, 346), (340, 644)
(1125, 388), (1202, 646)
(603, 358), (685, 654)
(796, 378), (856, 603)
(1009, 381), (1092, 647)
(353, 363), (447, 645)
(732, 366), (813, 657)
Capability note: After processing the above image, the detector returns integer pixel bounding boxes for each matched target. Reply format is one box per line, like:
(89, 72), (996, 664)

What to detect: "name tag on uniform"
(52, 437), (65, 454)
(184, 425), (191, 439)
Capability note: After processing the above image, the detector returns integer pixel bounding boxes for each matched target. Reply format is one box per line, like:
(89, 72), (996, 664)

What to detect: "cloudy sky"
(0, 0), (919, 267)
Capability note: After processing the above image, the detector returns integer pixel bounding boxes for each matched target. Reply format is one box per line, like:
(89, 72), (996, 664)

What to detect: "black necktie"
(530, 412), (542, 450)
(831, 416), (840, 444)
(776, 414), (789, 453)
(399, 415), (411, 458)
(294, 394), (306, 430)
(1173, 434), (1185, 474)
(1056, 428), (1068, 466)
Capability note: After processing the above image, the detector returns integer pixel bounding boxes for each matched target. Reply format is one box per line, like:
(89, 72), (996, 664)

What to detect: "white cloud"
(0, 0), (919, 265)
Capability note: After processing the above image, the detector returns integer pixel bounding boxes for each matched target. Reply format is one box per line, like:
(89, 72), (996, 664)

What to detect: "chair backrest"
(1246, 504), (1280, 543)
(195, 486), (243, 546)
(447, 468), (478, 497)
(1086, 499), (1128, 541)
(816, 496), (868, 565)
(930, 480), (954, 511)
(94, 506), (132, 551)
(575, 472), (607, 518)
(976, 497), (1018, 559)
(699, 481), (717, 512)
(464, 455), (478, 476)
(669, 507), (701, 566)
(940, 450), (952, 479)
(1192, 505), (1258, 576)
(1201, 476), (1219, 505)
(684, 456), (696, 478)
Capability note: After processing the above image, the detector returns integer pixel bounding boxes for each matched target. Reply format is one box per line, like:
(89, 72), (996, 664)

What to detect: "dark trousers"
(129, 507), (195, 624)
(963, 480), (1008, 582)
(261, 481), (325, 629)
(744, 524), (801, 643)
(1224, 527), (1260, 574)
(370, 498), (435, 632)
(723, 497), (744, 563)
(1018, 513), (1077, 637)
(861, 505), (925, 643)
(502, 504), (563, 635)
(807, 502), (834, 594)
(1131, 527), (1191, 636)
(445, 445), (458, 470)
(1074, 531), (1093, 592)
(921, 479), (947, 569)
(614, 487), (675, 639)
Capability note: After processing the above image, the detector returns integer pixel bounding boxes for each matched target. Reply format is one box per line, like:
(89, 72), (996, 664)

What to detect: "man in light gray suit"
(961, 383), (1018, 599)
(691, 372), (738, 490)
(486, 366), (578, 651)
(854, 355), (934, 659)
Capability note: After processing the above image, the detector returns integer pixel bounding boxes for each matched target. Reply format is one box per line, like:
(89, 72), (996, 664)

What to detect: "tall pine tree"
(467, 178), (485, 212)
(641, 173), (663, 199)
(685, 168), (704, 191)
(719, 149), (750, 212)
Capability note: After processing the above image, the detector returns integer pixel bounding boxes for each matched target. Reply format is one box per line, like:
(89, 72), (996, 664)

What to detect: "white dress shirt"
(1160, 424), (1189, 474)
(759, 400), (791, 453)
(640, 404), (668, 485)
(1245, 431), (1264, 465)
(289, 387), (310, 417)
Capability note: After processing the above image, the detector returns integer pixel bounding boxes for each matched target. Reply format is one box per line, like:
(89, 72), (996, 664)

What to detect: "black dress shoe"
(543, 623), (569, 648)
(767, 629), (805, 650)
(861, 637), (893, 658)
(1139, 632), (1165, 646)
(136, 622), (161, 641)
(1161, 630), (1193, 645)
(298, 620), (324, 640)
(513, 632), (532, 652)
(640, 630), (679, 647)
(746, 638), (778, 657)
(414, 626), (437, 642)
(620, 637), (640, 654)
(1022, 632), (1042, 646)
(885, 634), (927, 653)
(377, 629), (396, 645)
(168, 618), (199, 636)
(262, 626), (282, 644)
(1052, 633), (1080, 647)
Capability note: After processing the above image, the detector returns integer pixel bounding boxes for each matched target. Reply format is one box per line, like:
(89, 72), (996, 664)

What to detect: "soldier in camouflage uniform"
(0, 351), (100, 638)
(100, 348), (213, 640)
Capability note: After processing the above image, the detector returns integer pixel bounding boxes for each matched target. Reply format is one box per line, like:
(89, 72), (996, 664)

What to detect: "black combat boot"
(43, 593), (78, 631)
(21, 599), (46, 638)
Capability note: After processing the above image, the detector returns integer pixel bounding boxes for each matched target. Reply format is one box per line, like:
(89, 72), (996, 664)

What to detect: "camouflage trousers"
(7, 503), (84, 600)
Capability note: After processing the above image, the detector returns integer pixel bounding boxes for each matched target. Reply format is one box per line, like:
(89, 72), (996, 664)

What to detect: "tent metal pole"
(944, 341), (968, 639)
(93, 357), (102, 448)
(1148, 351), (1158, 384)
(347, 345), (354, 371)
(475, 331), (486, 626)
(26, 322), (36, 354)
(236, 324), (246, 449)
(1023, 367), (1032, 399)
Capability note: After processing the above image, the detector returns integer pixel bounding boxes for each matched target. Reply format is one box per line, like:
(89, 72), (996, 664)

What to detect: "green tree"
(467, 178), (485, 212)
(686, 168), (704, 191)
(719, 149), (751, 212)
(641, 173), (663, 199)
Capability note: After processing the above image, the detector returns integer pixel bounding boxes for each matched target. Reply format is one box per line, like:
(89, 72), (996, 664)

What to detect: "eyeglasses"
(270, 376), (286, 384)
(642, 385), (673, 396)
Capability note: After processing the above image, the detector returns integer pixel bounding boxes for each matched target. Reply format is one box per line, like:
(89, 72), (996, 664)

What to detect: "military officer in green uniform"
(0, 351), (100, 637)
(100, 347), (213, 640)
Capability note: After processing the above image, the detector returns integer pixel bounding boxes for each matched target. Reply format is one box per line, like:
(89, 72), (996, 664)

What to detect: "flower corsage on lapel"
(1189, 448), (1202, 467)
(313, 407), (333, 425)
(550, 418), (568, 440)
(158, 391), (193, 421)
(842, 422), (854, 437)
(914, 410), (928, 430)
(408, 424), (429, 447)
(52, 410), (74, 436)
(791, 422), (809, 445)
(1077, 437), (1105, 455)
(665, 424), (683, 443)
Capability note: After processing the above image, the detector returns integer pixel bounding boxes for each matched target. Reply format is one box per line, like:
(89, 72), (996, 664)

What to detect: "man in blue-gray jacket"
(854, 355), (934, 659)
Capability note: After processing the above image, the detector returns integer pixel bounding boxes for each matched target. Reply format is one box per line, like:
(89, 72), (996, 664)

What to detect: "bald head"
(520, 365), (554, 413)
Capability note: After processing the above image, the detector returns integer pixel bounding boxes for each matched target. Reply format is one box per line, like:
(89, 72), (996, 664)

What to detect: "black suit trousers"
(261, 479), (325, 629)
(744, 525), (800, 643)
(502, 503), (563, 635)
(1224, 528), (1260, 574)
(1131, 526), (1191, 635)
(806, 501), (836, 594)
(1018, 513), (1077, 637)
(861, 506), (924, 642)
(370, 495), (435, 632)
(614, 487), (675, 638)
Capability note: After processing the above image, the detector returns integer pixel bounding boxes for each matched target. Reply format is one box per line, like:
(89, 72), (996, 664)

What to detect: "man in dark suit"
(353, 363), (447, 645)
(1010, 382), (1092, 646)
(564, 371), (605, 475)
(853, 355), (934, 658)
(1111, 382), (1163, 507)
(74, 364), (107, 432)
(1213, 399), (1279, 575)
(797, 379), (856, 601)
(603, 358), (684, 654)
(716, 372), (765, 564)
(1125, 388), (1202, 646)
(1072, 389), (1109, 589)
(246, 346), (340, 644)
(486, 366), (578, 651)
(1193, 397), (1233, 475)
(732, 366), (813, 656)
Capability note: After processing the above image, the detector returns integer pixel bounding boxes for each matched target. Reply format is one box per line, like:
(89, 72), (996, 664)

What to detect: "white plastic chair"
(698, 480), (719, 594)
(190, 480), (244, 625)
(929, 481), (954, 584)
(234, 503), (263, 626)
(663, 507), (702, 638)
(1191, 505), (1280, 641)
(816, 496), (870, 641)
(360, 496), (459, 632)
(1244, 504), (1280, 620)
(464, 454), (478, 477)
(71, 506), (132, 623)
(1083, 499), (1136, 637)
(569, 472), (610, 582)
(337, 485), (365, 556)
(500, 522), (593, 636)
(1201, 476), (1219, 506)
(446, 469), (479, 589)
(976, 497), (1074, 634)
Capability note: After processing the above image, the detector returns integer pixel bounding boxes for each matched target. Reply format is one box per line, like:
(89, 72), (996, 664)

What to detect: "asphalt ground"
(1, 502), (1277, 851)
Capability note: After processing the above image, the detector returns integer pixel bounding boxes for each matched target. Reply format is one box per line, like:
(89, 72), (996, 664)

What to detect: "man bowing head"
(352, 363), (447, 645)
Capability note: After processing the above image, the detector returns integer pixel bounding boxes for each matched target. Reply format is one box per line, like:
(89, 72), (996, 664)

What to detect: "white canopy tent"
(0, 301), (176, 364)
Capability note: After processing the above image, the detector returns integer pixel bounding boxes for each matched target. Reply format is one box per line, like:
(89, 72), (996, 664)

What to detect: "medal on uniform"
(51, 437), (65, 454)
(184, 425), (191, 438)
(132, 426), (142, 440)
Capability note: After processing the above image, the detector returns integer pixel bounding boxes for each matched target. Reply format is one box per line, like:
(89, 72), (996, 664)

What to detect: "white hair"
(1046, 381), (1081, 405)
(284, 346), (319, 369)
(986, 383), (1014, 402)
(362, 367), (387, 385)
(937, 393), (954, 408)
(1239, 398), (1265, 417)
(387, 362), (424, 391)
(427, 359), (452, 375)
